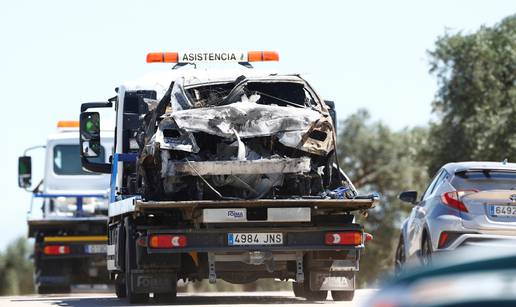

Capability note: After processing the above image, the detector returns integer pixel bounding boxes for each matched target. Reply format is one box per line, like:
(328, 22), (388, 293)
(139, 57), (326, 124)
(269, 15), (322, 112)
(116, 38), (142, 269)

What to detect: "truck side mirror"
(18, 156), (32, 188)
(80, 112), (101, 158)
(398, 191), (418, 205)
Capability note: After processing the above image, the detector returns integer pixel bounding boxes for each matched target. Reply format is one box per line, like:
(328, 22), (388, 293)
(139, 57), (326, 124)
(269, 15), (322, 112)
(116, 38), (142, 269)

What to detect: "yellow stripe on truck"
(43, 236), (108, 243)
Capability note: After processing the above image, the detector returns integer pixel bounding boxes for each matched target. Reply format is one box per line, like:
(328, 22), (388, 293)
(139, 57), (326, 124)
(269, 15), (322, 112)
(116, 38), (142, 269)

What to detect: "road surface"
(0, 290), (375, 306)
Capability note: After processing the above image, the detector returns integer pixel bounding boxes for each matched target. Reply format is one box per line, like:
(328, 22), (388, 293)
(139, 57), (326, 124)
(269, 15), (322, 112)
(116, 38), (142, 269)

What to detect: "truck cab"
(18, 121), (114, 294)
(79, 52), (378, 303)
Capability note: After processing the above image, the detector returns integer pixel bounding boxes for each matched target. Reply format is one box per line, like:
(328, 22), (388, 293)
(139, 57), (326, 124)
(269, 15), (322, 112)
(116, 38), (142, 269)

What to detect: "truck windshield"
(451, 170), (516, 191)
(53, 145), (105, 175)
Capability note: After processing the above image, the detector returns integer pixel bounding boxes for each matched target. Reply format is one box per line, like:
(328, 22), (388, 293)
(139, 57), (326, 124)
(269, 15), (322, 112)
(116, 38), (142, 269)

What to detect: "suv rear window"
(451, 170), (516, 191)
(53, 145), (105, 175)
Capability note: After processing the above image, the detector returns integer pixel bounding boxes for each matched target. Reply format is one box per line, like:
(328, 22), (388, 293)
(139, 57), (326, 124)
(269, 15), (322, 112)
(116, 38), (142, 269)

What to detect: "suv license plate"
(228, 233), (283, 246)
(85, 244), (107, 254)
(490, 205), (516, 217)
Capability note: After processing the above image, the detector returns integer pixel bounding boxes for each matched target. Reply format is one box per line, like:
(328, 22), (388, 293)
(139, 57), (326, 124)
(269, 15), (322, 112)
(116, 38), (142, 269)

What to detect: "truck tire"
(115, 275), (126, 298)
(292, 282), (305, 298)
(154, 292), (177, 303)
(331, 290), (354, 301)
(124, 218), (149, 303)
(292, 281), (327, 301)
(154, 271), (178, 303)
(37, 285), (71, 294)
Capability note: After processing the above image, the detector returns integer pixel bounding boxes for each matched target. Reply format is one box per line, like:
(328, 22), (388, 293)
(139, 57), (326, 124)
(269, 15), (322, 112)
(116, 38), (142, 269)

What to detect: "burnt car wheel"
(394, 235), (406, 274)
(331, 290), (354, 301)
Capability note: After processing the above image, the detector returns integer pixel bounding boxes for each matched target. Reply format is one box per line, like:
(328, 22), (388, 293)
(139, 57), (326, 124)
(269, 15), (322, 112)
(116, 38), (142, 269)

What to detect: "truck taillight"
(43, 245), (70, 255)
(441, 190), (477, 213)
(324, 231), (362, 246)
(149, 235), (187, 249)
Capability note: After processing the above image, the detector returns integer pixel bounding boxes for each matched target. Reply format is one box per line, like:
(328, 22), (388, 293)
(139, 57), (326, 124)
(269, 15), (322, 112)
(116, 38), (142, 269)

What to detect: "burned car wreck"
(135, 74), (353, 201)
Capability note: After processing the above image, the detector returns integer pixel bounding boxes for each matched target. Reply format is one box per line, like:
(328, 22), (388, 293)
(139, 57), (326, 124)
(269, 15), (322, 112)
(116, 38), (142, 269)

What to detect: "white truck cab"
(18, 121), (114, 294)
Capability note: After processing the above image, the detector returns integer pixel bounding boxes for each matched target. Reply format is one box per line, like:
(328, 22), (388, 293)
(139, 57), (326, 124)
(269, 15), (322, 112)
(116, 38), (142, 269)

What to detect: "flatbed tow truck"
(78, 51), (379, 303)
(18, 121), (114, 293)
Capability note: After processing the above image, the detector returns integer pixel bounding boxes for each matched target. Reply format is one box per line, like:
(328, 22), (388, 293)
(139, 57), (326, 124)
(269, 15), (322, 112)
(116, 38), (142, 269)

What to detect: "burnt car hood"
(156, 94), (325, 155)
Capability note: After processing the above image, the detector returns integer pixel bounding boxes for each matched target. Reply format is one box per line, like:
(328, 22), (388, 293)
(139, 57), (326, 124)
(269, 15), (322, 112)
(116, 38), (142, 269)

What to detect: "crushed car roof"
(121, 69), (304, 100)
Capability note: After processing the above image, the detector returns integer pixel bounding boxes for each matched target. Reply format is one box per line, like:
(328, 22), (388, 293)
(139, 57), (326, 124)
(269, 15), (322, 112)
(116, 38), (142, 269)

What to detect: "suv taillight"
(441, 190), (477, 213)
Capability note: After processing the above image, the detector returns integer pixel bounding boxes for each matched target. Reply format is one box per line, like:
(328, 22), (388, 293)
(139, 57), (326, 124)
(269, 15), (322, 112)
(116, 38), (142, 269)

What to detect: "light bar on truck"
(146, 51), (279, 63)
(57, 121), (80, 128)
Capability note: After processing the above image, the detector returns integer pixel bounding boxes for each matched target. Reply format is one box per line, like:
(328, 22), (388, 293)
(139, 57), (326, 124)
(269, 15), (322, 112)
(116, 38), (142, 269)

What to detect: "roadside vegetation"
(0, 237), (34, 295)
(353, 13), (516, 286)
(0, 13), (514, 295)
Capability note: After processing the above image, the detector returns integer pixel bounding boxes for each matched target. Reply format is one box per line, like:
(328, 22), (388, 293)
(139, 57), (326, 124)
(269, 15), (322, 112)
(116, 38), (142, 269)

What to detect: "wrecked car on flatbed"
(138, 74), (347, 201)
(79, 51), (379, 303)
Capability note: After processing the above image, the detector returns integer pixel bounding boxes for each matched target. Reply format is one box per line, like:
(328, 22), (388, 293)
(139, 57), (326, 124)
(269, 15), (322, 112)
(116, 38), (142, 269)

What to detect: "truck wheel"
(154, 274), (178, 303)
(124, 218), (149, 303)
(115, 277), (126, 298)
(37, 285), (71, 294)
(293, 281), (327, 301)
(331, 290), (354, 301)
(154, 292), (177, 303)
(292, 282), (305, 298)
(304, 287), (327, 301)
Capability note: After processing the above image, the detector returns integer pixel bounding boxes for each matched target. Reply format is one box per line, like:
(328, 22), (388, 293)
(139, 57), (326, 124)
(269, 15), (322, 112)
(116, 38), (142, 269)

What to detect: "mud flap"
(309, 271), (354, 291)
(130, 270), (176, 294)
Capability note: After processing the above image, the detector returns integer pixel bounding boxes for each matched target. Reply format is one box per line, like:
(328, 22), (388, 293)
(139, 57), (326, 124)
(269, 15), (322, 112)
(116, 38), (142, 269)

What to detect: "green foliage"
(427, 14), (516, 173)
(0, 237), (34, 295)
(337, 109), (429, 286)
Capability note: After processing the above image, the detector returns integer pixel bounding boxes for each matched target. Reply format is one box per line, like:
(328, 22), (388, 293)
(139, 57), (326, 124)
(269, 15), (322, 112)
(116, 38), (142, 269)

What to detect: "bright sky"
(1, 0), (514, 249)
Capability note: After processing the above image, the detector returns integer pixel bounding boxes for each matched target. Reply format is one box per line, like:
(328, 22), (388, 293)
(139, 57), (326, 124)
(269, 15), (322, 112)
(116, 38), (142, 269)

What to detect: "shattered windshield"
(181, 79), (317, 110)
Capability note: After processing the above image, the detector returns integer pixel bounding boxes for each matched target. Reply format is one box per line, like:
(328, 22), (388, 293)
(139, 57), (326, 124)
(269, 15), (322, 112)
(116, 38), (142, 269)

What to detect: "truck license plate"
(228, 233), (283, 246)
(85, 244), (107, 254)
(490, 205), (516, 217)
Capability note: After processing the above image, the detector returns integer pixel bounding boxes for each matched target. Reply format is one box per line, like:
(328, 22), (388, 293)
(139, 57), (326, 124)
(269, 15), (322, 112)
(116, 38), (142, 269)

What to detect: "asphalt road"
(0, 290), (375, 307)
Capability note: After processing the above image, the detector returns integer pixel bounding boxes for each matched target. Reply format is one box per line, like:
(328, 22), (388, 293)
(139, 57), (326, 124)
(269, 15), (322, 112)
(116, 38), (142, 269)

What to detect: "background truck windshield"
(451, 170), (516, 191)
(53, 145), (105, 175)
